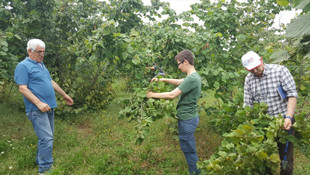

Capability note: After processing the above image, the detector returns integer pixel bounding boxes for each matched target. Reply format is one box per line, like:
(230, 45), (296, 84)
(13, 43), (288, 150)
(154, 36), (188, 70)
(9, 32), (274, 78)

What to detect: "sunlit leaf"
(256, 151), (268, 160)
(269, 153), (280, 163)
(276, 0), (289, 6)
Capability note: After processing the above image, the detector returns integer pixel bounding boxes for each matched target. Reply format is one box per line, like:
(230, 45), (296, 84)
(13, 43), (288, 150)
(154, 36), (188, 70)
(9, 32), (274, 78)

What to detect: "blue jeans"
(178, 116), (200, 175)
(26, 110), (54, 173)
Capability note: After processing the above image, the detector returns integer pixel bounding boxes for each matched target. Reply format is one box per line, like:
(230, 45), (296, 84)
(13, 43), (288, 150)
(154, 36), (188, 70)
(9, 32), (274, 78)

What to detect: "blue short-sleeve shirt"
(14, 57), (57, 112)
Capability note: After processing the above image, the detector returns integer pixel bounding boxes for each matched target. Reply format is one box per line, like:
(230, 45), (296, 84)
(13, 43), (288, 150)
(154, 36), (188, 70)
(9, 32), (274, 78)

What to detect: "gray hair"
(27, 39), (45, 51)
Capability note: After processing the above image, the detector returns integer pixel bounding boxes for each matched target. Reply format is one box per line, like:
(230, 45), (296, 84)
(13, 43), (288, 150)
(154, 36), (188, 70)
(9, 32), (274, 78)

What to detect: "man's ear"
(183, 59), (189, 64)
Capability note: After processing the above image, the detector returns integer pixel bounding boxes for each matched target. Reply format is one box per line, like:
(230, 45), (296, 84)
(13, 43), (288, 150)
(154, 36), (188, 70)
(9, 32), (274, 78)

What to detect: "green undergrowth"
(0, 84), (309, 174)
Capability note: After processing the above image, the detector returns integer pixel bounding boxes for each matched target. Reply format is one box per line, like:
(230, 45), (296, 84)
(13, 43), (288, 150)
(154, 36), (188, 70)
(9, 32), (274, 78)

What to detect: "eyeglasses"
(177, 61), (184, 66)
(32, 49), (45, 55)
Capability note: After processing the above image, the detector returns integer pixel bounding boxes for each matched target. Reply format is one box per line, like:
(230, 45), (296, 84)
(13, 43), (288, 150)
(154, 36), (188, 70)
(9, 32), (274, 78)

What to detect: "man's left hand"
(283, 118), (292, 130)
(146, 91), (153, 98)
(63, 94), (74, 106)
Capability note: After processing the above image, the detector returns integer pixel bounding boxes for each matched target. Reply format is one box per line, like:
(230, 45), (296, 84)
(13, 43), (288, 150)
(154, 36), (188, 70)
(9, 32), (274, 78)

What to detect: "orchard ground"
(0, 81), (309, 175)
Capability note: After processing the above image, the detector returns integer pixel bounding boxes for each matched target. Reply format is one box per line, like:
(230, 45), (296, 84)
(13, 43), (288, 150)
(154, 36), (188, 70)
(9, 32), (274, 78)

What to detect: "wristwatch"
(285, 116), (293, 122)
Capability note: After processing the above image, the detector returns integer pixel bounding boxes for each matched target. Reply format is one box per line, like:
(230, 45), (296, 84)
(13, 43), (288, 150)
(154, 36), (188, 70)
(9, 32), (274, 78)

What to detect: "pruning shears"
(281, 128), (292, 171)
(152, 62), (166, 78)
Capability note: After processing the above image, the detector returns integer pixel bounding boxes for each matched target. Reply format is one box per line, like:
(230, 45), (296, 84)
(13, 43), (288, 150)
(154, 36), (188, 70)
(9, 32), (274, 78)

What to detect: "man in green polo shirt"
(147, 50), (201, 175)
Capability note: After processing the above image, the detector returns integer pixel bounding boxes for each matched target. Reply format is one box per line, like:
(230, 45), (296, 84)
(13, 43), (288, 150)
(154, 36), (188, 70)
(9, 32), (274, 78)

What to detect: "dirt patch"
(77, 118), (94, 137)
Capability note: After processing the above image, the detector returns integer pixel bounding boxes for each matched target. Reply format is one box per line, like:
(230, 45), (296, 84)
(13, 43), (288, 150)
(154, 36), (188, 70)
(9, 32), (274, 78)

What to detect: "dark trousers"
(178, 116), (200, 175)
(266, 128), (295, 175)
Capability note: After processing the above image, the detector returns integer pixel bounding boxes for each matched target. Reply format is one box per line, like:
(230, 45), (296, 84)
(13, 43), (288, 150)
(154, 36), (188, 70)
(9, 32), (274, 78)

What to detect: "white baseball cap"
(241, 51), (262, 70)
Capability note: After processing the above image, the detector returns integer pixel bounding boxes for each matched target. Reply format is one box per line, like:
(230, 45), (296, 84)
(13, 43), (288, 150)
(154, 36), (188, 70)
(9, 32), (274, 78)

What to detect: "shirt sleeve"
(14, 63), (29, 85)
(281, 66), (298, 98)
(243, 76), (253, 108)
(178, 76), (198, 94)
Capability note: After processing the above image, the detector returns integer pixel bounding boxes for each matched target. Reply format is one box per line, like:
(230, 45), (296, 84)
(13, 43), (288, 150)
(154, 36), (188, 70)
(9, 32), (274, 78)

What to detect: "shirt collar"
(26, 57), (44, 64)
(248, 63), (268, 79)
(262, 63), (270, 76)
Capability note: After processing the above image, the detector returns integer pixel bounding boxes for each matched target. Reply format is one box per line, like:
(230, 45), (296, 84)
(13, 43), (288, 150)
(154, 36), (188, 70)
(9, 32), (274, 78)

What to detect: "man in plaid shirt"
(241, 51), (298, 175)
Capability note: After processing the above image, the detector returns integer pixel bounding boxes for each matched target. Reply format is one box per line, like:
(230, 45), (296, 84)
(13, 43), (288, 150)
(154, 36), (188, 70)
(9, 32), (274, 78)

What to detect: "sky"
(142, 0), (299, 29)
(143, 0), (201, 14)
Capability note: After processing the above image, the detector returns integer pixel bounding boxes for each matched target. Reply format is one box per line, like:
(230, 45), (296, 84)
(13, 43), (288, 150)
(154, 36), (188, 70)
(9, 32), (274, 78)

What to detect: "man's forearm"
(286, 97), (297, 117)
(51, 80), (67, 97)
(51, 80), (74, 105)
(147, 88), (182, 99)
(161, 78), (183, 86)
(149, 91), (176, 99)
(19, 85), (41, 105)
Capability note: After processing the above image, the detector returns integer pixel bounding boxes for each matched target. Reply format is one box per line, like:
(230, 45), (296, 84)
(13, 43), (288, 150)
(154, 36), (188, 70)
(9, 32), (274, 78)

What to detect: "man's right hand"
(146, 66), (156, 70)
(36, 102), (51, 112)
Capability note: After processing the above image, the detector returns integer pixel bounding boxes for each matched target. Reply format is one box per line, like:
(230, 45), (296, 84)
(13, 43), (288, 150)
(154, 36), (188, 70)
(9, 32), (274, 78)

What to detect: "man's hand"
(283, 118), (292, 130)
(36, 102), (51, 112)
(63, 94), (74, 106)
(146, 66), (156, 70)
(146, 91), (153, 98)
(150, 78), (159, 82)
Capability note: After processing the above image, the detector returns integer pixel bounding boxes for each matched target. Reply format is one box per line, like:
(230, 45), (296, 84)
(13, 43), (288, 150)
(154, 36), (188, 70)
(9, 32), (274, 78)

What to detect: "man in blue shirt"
(14, 39), (74, 174)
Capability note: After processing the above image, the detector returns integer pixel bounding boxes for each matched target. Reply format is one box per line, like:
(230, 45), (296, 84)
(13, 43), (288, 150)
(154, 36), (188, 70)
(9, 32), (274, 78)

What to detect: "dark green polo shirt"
(177, 72), (201, 120)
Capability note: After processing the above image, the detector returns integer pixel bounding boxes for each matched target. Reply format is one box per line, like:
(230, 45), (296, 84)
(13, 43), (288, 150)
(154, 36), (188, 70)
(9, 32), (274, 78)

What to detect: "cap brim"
(245, 59), (263, 71)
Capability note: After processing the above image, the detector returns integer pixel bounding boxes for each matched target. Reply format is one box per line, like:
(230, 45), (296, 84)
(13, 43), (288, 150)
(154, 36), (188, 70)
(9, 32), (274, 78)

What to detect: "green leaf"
(130, 31), (139, 37)
(127, 46), (135, 54)
(132, 56), (141, 65)
(225, 143), (235, 149)
(103, 28), (111, 35)
(242, 125), (252, 133)
(5, 32), (14, 37)
(257, 136), (265, 142)
(234, 129), (244, 137)
(76, 77), (83, 83)
(215, 32), (223, 37)
(259, 102), (268, 110)
(137, 91), (146, 98)
(236, 34), (246, 41)
(218, 151), (227, 157)
(0, 51), (7, 56)
(286, 14), (310, 38)
(270, 50), (290, 63)
(185, 16), (194, 21)
(276, 0), (289, 6)
(182, 23), (190, 27)
(295, 0), (310, 11)
(244, 105), (252, 113)
(266, 131), (274, 140)
(256, 151), (268, 160)
(269, 153), (280, 163)
(0, 39), (8, 47)
(214, 81), (220, 89)
(141, 120), (148, 126)
(300, 84), (306, 91)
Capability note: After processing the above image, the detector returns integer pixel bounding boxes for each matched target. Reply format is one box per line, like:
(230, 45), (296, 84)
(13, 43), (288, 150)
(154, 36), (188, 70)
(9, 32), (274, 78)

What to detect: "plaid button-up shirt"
(243, 64), (298, 117)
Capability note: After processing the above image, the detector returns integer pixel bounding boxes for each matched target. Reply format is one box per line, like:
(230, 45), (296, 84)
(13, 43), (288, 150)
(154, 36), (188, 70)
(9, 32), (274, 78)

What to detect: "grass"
(0, 84), (309, 174)
(0, 85), (220, 175)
